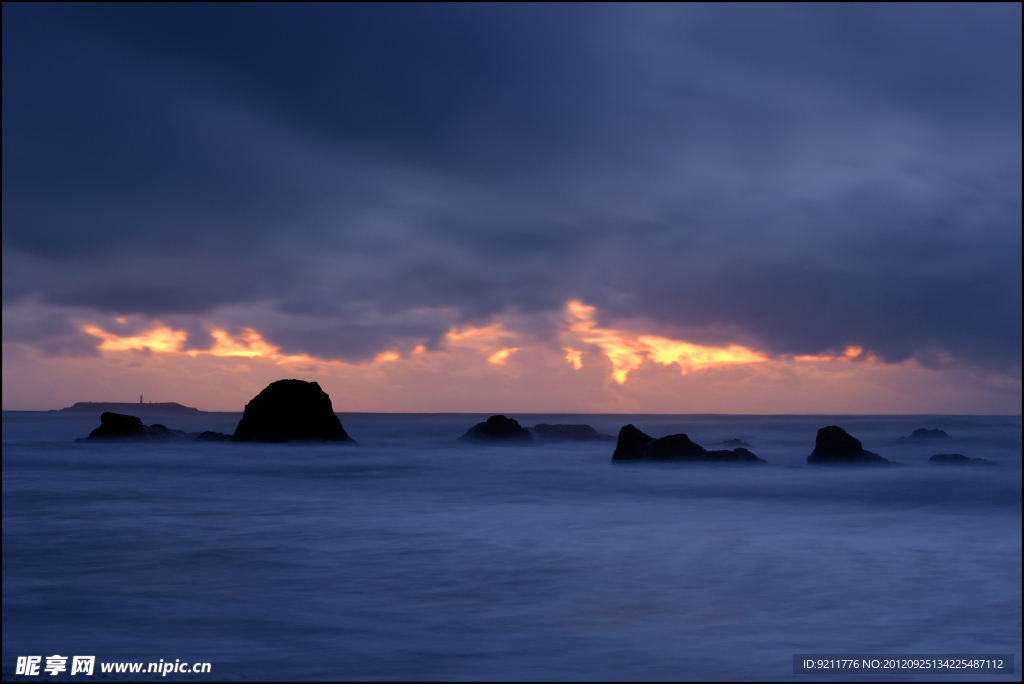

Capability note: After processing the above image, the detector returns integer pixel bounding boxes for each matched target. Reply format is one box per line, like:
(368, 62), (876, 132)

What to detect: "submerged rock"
(459, 415), (532, 443)
(75, 412), (193, 442)
(717, 438), (753, 448)
(147, 424), (193, 441)
(928, 453), (996, 466)
(703, 447), (765, 463)
(807, 426), (890, 465)
(896, 428), (949, 443)
(529, 424), (615, 442)
(612, 425), (766, 463)
(232, 379), (355, 443)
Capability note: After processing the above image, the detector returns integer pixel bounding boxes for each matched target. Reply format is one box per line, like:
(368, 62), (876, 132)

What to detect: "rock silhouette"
(86, 412), (145, 439)
(459, 415), (532, 443)
(928, 453), (996, 466)
(529, 424), (615, 442)
(75, 412), (193, 442)
(808, 426), (890, 465)
(717, 438), (753, 447)
(612, 424), (766, 463)
(896, 428), (949, 443)
(611, 424), (654, 460)
(232, 379), (355, 443)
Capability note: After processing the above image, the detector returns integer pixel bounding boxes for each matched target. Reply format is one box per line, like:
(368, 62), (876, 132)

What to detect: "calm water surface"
(3, 412), (1021, 680)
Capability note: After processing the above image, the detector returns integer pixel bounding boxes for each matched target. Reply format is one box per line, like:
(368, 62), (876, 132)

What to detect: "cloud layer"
(3, 5), (1020, 409)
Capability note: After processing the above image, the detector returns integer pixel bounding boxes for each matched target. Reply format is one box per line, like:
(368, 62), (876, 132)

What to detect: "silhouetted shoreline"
(54, 401), (202, 413)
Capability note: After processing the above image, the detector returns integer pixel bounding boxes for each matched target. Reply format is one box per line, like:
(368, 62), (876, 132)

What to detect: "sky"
(2, 4), (1021, 413)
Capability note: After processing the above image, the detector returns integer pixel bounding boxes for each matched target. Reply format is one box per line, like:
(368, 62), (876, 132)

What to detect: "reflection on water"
(3, 413), (1020, 680)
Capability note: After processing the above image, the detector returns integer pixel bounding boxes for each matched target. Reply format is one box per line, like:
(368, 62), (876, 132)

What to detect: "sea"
(2, 412), (1020, 681)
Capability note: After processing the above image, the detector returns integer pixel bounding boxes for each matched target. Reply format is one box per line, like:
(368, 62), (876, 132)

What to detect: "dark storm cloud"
(3, 4), (1020, 368)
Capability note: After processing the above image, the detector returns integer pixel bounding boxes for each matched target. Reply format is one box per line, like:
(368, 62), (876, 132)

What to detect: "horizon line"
(3, 409), (1021, 417)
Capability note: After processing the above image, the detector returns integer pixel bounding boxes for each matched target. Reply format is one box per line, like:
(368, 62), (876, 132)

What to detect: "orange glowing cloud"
(445, 323), (522, 366)
(487, 348), (519, 365)
(564, 301), (767, 383)
(81, 317), (531, 373)
(638, 335), (767, 373)
(82, 325), (187, 353)
(193, 328), (317, 364)
(84, 323), (323, 366)
(445, 323), (507, 343)
(793, 345), (873, 363)
(565, 301), (645, 383)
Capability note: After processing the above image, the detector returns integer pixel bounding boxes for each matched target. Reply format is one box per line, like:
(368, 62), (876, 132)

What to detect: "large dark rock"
(232, 379), (355, 443)
(612, 425), (766, 463)
(896, 428), (949, 443)
(611, 424), (654, 460)
(928, 453), (996, 466)
(459, 415), (532, 443)
(808, 426), (890, 465)
(529, 424), (616, 442)
(75, 412), (192, 442)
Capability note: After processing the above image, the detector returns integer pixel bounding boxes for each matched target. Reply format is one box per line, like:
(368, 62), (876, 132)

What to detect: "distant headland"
(56, 401), (202, 414)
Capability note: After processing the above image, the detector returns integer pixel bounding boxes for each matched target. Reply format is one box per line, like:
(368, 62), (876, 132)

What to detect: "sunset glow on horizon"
(79, 301), (777, 385)
(65, 300), (1015, 414)
(0, 295), (1011, 414)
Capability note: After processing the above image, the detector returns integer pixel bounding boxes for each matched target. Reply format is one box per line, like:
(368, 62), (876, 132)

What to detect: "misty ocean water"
(3, 412), (1020, 681)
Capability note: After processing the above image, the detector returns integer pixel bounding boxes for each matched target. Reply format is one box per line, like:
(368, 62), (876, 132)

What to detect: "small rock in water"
(459, 415), (532, 443)
(84, 412), (146, 439)
(612, 425), (766, 463)
(896, 428), (949, 443)
(717, 438), (753, 447)
(808, 426), (890, 465)
(75, 412), (192, 442)
(928, 453), (996, 466)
